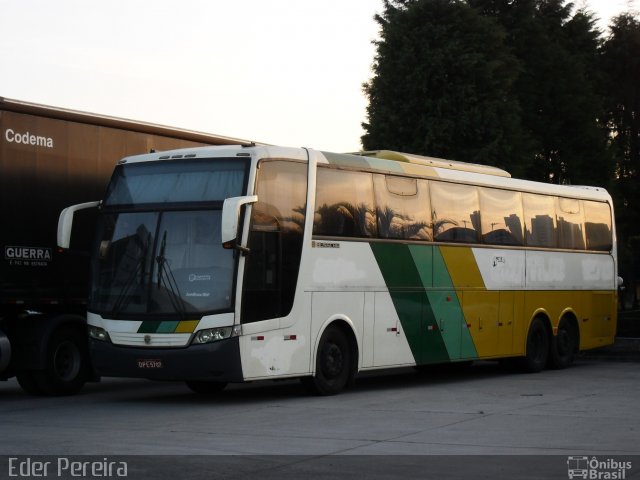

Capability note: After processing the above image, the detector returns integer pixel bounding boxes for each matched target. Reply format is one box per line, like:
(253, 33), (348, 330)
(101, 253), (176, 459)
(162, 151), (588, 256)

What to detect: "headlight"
(88, 325), (111, 342)
(191, 326), (239, 345)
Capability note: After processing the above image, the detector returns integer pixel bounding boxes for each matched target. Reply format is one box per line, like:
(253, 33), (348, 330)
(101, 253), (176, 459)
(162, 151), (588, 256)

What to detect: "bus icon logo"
(567, 456), (589, 479)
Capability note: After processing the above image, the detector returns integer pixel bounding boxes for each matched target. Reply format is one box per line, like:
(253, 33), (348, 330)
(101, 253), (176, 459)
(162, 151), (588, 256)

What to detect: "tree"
(601, 13), (640, 306)
(362, 0), (533, 173)
(468, 0), (610, 185)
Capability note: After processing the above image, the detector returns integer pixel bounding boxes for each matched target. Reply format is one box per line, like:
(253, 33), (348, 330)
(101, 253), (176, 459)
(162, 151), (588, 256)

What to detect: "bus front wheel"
(303, 326), (353, 396)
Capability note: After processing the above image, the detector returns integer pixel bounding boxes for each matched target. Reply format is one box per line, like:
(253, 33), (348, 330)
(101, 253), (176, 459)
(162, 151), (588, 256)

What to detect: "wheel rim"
(54, 340), (81, 382)
(321, 342), (344, 379)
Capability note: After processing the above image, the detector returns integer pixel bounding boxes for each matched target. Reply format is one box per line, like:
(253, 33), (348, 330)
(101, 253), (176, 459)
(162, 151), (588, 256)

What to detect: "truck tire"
(16, 371), (45, 396)
(32, 327), (90, 395)
(0, 330), (11, 375)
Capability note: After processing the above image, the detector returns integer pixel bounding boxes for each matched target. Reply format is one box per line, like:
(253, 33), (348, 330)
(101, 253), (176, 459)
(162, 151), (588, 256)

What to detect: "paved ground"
(0, 358), (638, 479)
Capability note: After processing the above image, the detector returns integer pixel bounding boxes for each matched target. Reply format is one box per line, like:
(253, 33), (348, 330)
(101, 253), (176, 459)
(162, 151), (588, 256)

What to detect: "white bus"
(59, 145), (618, 395)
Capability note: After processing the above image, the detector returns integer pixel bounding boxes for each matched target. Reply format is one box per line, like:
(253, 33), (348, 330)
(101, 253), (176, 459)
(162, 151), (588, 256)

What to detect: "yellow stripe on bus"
(175, 320), (199, 333)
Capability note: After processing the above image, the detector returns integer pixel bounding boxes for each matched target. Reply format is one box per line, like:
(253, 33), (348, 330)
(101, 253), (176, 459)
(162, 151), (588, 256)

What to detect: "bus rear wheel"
(518, 317), (550, 373)
(550, 319), (578, 369)
(303, 326), (353, 396)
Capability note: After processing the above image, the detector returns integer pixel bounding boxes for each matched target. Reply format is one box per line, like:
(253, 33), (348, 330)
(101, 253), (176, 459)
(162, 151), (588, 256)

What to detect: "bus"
(58, 145), (618, 395)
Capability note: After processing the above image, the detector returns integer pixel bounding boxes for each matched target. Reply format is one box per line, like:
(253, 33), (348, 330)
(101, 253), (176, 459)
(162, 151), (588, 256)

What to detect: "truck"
(0, 96), (252, 395)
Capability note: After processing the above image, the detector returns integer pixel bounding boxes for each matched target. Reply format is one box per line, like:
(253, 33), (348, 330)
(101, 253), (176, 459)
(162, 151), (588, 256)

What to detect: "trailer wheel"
(33, 327), (90, 396)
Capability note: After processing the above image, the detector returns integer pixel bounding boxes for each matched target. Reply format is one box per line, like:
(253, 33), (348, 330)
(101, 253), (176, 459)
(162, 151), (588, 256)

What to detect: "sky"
(0, 0), (635, 153)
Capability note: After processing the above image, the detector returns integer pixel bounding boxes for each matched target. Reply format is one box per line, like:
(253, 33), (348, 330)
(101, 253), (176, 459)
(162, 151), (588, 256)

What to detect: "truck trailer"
(0, 97), (251, 395)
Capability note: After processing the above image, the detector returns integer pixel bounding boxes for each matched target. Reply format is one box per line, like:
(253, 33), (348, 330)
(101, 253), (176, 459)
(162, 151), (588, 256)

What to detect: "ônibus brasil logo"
(567, 456), (632, 479)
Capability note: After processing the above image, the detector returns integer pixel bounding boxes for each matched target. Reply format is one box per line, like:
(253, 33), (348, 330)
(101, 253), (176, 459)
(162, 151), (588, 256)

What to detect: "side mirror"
(58, 201), (100, 249)
(221, 195), (258, 250)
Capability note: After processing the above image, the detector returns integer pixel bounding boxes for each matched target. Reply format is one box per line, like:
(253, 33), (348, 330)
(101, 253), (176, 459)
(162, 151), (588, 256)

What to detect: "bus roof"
(356, 150), (512, 178)
(320, 150), (611, 203)
(117, 144), (613, 203)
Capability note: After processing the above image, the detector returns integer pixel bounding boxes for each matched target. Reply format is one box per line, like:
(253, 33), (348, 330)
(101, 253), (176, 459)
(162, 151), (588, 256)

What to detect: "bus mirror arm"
(57, 201), (101, 250)
(221, 195), (258, 252)
(232, 244), (251, 256)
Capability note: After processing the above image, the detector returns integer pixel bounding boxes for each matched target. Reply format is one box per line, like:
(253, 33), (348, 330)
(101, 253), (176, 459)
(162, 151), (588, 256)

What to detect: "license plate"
(137, 359), (163, 369)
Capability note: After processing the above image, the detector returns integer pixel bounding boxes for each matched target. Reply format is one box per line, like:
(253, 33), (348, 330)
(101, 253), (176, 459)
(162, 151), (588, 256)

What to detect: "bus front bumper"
(89, 336), (243, 382)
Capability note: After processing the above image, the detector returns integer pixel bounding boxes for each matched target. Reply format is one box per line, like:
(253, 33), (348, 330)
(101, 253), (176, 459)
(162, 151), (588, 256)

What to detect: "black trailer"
(0, 97), (251, 395)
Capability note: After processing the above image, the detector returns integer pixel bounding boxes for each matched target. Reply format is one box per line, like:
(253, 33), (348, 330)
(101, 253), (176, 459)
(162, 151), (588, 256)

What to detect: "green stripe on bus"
(137, 321), (159, 334)
(432, 247), (478, 359)
(370, 243), (450, 364)
(137, 320), (186, 334)
(156, 321), (180, 333)
(138, 321), (178, 334)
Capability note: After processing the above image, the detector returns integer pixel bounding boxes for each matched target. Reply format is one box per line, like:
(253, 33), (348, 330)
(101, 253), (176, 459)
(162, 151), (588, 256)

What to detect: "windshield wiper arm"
(155, 230), (187, 320)
(111, 231), (151, 316)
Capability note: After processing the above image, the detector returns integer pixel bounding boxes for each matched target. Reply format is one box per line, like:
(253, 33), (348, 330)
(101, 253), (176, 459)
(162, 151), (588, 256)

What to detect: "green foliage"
(600, 14), (640, 306)
(470, 0), (610, 185)
(362, 0), (610, 184)
(362, 0), (532, 172)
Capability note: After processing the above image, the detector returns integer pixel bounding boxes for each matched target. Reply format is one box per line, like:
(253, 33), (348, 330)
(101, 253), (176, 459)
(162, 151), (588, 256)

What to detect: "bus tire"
(550, 319), (578, 369)
(304, 325), (353, 396)
(32, 327), (90, 396)
(16, 371), (46, 396)
(517, 317), (550, 373)
(185, 381), (227, 394)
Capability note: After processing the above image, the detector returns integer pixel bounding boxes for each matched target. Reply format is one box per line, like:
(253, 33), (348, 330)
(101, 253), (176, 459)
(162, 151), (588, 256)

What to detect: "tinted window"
(479, 188), (524, 246)
(584, 201), (612, 251)
(104, 159), (247, 205)
(314, 168), (376, 238)
(90, 210), (234, 317)
(242, 160), (307, 323)
(373, 175), (431, 240)
(431, 182), (480, 243)
(557, 197), (585, 250)
(524, 194), (557, 248)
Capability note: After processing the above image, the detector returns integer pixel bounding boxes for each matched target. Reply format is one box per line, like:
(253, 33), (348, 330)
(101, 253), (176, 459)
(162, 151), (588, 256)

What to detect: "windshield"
(104, 159), (246, 206)
(89, 158), (247, 318)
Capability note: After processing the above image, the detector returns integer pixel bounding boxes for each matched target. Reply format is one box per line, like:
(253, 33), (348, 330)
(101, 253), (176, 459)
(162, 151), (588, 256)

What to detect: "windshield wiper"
(111, 231), (152, 316)
(156, 230), (187, 320)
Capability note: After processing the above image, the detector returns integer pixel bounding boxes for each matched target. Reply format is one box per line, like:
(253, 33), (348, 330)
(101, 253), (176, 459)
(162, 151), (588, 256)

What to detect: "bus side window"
(313, 168), (377, 238)
(557, 197), (586, 250)
(584, 201), (612, 251)
(242, 160), (307, 324)
(478, 188), (524, 246)
(373, 175), (432, 240)
(523, 193), (557, 248)
(430, 182), (480, 243)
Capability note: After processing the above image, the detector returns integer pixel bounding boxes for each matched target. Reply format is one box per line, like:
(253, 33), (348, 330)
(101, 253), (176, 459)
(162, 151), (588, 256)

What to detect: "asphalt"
(582, 336), (640, 361)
